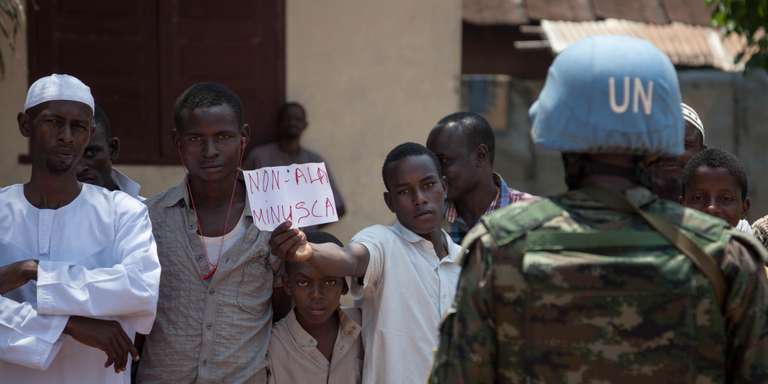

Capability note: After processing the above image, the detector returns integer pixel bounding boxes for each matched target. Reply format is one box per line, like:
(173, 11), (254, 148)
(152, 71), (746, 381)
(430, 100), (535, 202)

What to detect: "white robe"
(0, 183), (161, 384)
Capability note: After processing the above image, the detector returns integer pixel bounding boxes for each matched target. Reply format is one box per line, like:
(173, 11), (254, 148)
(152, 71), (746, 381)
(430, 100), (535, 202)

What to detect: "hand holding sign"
(269, 221), (314, 262)
(244, 162), (339, 231)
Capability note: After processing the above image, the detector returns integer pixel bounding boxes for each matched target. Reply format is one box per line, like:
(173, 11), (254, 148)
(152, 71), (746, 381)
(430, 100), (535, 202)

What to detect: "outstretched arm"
(270, 221), (369, 277)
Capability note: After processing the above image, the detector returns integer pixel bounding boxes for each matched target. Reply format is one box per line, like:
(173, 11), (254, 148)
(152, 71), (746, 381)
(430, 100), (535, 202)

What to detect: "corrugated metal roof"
(541, 19), (747, 71)
(463, 0), (713, 26)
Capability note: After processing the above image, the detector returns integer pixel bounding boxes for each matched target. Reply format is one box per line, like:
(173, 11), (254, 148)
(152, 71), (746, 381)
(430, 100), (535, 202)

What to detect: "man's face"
(383, 155), (446, 236)
(648, 123), (705, 200)
(175, 105), (247, 183)
(681, 123), (705, 166)
(20, 100), (93, 175)
(682, 166), (748, 227)
(427, 126), (480, 201)
(279, 105), (307, 139)
(284, 262), (345, 327)
(76, 124), (117, 189)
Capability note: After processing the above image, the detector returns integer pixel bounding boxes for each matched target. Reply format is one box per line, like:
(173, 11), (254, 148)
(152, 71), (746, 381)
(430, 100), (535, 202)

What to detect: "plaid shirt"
(445, 174), (534, 245)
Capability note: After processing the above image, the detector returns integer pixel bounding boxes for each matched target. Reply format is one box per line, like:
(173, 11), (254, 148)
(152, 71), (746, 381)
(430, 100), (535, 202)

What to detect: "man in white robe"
(0, 74), (161, 384)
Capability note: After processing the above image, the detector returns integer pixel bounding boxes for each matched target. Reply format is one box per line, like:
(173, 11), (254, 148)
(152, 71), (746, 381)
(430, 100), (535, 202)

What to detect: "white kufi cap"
(681, 102), (704, 141)
(24, 74), (94, 114)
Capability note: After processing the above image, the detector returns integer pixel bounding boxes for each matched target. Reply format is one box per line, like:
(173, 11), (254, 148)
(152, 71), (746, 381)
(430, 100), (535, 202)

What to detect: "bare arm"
(269, 221), (369, 277)
(308, 242), (369, 277)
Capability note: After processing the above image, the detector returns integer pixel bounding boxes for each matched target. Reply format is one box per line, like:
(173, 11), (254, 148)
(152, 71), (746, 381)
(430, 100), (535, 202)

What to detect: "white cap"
(681, 102), (704, 141)
(24, 74), (94, 114)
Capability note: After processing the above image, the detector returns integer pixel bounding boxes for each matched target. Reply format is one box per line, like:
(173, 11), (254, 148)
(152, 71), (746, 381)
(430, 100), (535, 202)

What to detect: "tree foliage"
(708, 0), (768, 70)
(0, 0), (24, 79)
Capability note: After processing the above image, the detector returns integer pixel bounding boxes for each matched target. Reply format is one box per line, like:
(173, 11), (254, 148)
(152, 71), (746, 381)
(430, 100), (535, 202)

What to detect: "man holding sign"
(138, 83), (286, 383)
(270, 142), (462, 384)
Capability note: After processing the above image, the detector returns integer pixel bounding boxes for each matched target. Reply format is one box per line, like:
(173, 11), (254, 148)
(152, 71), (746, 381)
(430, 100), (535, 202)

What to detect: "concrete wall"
(463, 69), (768, 223)
(679, 69), (768, 223)
(0, 1), (462, 242)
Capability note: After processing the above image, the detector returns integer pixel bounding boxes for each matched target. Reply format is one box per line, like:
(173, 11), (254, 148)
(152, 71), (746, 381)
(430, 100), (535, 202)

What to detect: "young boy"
(268, 231), (362, 384)
(270, 142), (462, 384)
(681, 148), (751, 230)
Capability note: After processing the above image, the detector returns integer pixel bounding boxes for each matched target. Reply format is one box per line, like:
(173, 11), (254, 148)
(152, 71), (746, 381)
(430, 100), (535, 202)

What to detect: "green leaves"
(707, 0), (768, 71)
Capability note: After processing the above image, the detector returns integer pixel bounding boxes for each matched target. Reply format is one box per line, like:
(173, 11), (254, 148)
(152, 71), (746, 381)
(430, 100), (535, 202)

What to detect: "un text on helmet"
(608, 77), (654, 115)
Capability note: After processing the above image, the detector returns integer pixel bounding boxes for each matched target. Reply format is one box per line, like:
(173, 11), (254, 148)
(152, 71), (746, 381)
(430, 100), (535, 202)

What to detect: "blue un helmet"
(529, 35), (683, 156)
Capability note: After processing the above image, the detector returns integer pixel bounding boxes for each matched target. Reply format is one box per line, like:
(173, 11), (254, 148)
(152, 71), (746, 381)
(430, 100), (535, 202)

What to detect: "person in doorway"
(245, 102), (346, 220)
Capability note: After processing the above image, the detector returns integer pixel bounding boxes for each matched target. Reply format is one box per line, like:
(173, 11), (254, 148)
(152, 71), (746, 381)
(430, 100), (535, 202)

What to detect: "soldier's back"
(475, 187), (762, 383)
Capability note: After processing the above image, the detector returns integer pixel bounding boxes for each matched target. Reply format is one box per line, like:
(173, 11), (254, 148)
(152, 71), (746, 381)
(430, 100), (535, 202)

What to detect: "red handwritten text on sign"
(243, 162), (338, 231)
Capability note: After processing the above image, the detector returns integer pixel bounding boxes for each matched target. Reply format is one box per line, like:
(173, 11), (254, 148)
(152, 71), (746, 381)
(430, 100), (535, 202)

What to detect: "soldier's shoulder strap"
(456, 198), (565, 266)
(580, 185), (727, 310)
(481, 197), (566, 247)
(649, 198), (730, 243)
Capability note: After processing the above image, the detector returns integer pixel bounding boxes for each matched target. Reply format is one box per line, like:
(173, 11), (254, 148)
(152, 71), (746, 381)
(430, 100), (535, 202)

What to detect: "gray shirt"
(137, 180), (274, 384)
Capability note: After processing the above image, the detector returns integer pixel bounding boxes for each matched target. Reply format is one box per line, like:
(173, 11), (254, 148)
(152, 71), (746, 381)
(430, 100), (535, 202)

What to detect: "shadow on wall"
(461, 69), (768, 222)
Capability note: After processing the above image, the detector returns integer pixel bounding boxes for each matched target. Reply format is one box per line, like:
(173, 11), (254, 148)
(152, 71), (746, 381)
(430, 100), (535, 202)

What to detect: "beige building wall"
(0, 0), (462, 242)
(0, 21), (30, 186)
(284, 0), (461, 241)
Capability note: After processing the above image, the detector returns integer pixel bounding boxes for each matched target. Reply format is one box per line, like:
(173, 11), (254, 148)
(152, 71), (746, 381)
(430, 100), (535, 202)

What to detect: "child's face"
(682, 166), (748, 227)
(285, 262), (346, 326)
(383, 155), (446, 236)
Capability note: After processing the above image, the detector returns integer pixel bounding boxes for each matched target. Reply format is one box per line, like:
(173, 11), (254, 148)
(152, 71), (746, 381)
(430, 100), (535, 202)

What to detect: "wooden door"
(26, 0), (285, 164)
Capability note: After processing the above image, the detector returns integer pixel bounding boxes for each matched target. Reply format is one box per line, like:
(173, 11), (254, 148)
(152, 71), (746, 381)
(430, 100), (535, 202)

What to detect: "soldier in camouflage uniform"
(430, 35), (768, 384)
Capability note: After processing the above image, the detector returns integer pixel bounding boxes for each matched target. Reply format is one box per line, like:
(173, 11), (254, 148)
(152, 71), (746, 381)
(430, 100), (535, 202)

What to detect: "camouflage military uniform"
(430, 187), (768, 383)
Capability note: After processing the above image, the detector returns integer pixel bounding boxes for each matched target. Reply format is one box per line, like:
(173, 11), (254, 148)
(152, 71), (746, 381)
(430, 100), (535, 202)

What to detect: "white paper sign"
(243, 162), (339, 231)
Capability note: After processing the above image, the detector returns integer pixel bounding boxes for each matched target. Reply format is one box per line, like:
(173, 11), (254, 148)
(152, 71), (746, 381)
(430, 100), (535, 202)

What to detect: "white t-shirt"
(350, 221), (462, 384)
(201, 213), (247, 265)
(0, 183), (161, 384)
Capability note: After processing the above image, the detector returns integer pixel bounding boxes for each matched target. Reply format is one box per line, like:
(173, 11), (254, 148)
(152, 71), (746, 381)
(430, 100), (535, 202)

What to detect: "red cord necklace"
(181, 142), (245, 280)
(186, 175), (239, 280)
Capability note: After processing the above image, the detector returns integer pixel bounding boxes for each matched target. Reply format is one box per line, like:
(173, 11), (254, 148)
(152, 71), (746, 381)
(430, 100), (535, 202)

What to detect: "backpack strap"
(580, 185), (727, 310)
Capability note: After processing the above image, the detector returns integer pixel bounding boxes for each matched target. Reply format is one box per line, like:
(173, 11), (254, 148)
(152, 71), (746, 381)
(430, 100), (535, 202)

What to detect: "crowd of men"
(0, 35), (767, 384)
